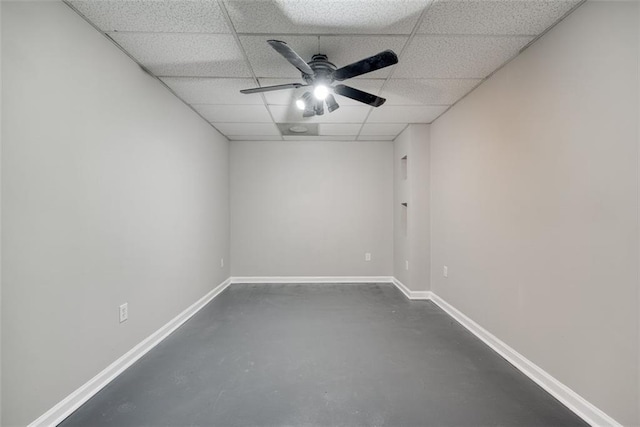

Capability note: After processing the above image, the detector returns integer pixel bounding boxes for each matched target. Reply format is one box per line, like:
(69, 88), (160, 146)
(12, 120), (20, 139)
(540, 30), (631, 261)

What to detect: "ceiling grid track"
(63, 0), (587, 142)
(61, 0), (228, 138)
(423, 0), (588, 126)
(216, 0), (284, 141)
(355, 0), (436, 141)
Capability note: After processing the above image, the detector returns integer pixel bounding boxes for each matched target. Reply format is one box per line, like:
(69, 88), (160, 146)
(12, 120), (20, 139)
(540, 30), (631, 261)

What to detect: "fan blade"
(267, 40), (314, 76)
(333, 50), (398, 81)
(240, 83), (308, 94)
(333, 84), (386, 107)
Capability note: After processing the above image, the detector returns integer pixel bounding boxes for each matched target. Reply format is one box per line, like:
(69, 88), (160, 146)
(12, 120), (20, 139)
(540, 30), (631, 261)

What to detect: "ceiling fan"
(240, 40), (398, 117)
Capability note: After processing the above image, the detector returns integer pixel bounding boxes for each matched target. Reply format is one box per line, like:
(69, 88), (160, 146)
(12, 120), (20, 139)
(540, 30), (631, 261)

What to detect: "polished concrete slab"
(60, 283), (588, 426)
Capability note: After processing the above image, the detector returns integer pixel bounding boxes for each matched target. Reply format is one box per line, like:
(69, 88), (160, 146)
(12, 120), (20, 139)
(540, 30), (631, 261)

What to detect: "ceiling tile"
(225, 0), (431, 35)
(70, 0), (230, 33)
(318, 124), (362, 136)
(269, 105), (371, 123)
(283, 136), (357, 141)
(228, 135), (282, 141)
(394, 35), (533, 78)
(367, 105), (448, 123)
(360, 123), (407, 136)
(240, 36), (319, 79)
(319, 36), (408, 79)
(214, 123), (281, 136)
(110, 33), (251, 77)
(193, 105), (273, 123)
(357, 135), (396, 141)
(419, 0), (581, 35)
(382, 78), (481, 105)
(161, 77), (262, 104)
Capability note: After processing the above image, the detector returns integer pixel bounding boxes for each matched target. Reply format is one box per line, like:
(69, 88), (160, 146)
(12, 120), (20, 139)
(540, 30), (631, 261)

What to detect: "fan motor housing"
(303, 54), (336, 84)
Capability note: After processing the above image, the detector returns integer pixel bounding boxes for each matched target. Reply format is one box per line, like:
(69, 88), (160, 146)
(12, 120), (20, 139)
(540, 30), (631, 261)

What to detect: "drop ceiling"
(66, 0), (583, 142)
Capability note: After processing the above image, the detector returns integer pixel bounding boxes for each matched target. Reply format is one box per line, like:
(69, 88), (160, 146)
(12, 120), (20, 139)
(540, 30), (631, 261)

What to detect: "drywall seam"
(27, 278), (232, 427)
(230, 276), (394, 284)
(428, 292), (623, 427)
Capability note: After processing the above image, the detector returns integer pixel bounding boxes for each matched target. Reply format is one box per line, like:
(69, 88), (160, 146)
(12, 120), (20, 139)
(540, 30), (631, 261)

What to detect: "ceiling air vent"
(277, 123), (319, 136)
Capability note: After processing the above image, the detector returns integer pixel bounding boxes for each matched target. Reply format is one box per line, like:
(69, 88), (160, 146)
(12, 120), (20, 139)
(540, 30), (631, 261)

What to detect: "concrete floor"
(60, 283), (588, 426)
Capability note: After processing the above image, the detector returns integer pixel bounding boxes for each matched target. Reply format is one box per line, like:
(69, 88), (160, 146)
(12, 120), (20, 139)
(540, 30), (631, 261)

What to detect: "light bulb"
(296, 92), (312, 111)
(326, 94), (339, 113)
(314, 85), (329, 100)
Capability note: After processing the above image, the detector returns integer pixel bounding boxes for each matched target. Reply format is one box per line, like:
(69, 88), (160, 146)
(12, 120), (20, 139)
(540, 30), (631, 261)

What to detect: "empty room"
(1, 0), (639, 426)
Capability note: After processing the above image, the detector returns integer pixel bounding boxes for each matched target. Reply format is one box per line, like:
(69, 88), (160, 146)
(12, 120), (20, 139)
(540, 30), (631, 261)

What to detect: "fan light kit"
(241, 40), (398, 118)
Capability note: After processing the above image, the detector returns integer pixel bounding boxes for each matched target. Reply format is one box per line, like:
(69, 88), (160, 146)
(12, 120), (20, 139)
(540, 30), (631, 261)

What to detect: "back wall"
(231, 141), (393, 278)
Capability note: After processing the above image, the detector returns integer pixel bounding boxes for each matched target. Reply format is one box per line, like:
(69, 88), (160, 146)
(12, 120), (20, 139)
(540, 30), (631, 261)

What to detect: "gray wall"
(230, 141), (393, 277)
(393, 131), (410, 286)
(393, 125), (430, 291)
(430, 2), (639, 425)
(0, 1), (3, 422)
(1, 2), (230, 425)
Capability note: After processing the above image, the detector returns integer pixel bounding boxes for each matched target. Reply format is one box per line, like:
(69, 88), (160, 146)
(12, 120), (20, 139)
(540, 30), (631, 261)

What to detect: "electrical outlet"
(119, 303), (128, 323)
(443, 265), (448, 278)
(365, 252), (371, 261)
(405, 260), (409, 271)
(221, 258), (224, 268)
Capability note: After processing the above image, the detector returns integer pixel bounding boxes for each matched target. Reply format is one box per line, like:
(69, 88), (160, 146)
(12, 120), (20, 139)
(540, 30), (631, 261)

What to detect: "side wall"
(230, 141), (393, 278)
(1, 2), (230, 425)
(0, 1), (3, 422)
(393, 125), (430, 291)
(393, 130), (410, 286)
(430, 2), (639, 425)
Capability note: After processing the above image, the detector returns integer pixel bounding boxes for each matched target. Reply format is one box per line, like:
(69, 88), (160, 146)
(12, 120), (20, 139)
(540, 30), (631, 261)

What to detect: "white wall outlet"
(443, 265), (448, 278)
(119, 303), (128, 323)
(220, 258), (224, 268)
(365, 252), (371, 261)
(405, 260), (409, 270)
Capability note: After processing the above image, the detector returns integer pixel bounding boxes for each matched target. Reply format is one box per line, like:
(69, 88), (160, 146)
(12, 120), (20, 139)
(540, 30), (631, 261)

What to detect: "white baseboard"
(428, 292), (622, 427)
(29, 278), (232, 427)
(29, 276), (619, 427)
(230, 276), (394, 284)
(391, 277), (432, 300)
(390, 278), (620, 427)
